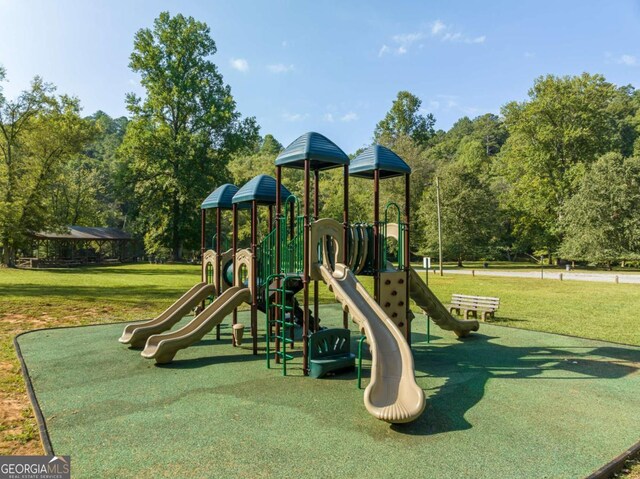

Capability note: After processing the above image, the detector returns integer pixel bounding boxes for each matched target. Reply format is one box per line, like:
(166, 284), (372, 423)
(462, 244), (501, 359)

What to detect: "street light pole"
(436, 177), (443, 276)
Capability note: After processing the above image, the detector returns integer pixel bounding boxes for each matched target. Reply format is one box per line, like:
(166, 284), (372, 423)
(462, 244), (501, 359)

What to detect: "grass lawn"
(410, 260), (640, 273)
(1, 263), (639, 458)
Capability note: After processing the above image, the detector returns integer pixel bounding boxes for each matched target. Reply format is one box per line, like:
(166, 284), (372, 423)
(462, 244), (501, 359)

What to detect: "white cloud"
(467, 35), (485, 44)
(618, 54), (637, 66)
(282, 112), (308, 122)
(392, 32), (424, 45)
(441, 31), (462, 42)
(379, 20), (485, 57)
(431, 20), (485, 44)
(340, 111), (359, 122)
(431, 19), (446, 35)
(267, 63), (295, 73)
(230, 58), (249, 72)
(428, 94), (481, 117)
(323, 113), (335, 122)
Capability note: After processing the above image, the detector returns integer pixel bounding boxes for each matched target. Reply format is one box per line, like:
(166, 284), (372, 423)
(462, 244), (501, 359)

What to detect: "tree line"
(1, 12), (639, 267)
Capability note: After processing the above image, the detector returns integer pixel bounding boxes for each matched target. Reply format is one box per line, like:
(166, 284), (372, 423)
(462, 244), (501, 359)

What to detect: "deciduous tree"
(121, 12), (259, 259)
(0, 73), (94, 266)
(560, 153), (640, 267)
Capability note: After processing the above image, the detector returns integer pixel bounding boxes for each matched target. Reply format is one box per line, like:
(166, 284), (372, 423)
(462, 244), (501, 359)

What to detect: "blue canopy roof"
(275, 132), (349, 170)
(201, 184), (249, 210)
(349, 144), (411, 179)
(232, 174), (292, 206)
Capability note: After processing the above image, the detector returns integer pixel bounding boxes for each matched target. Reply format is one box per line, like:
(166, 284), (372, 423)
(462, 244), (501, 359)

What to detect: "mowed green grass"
(1, 263), (639, 455)
(410, 260), (640, 273)
(420, 272), (640, 345)
(317, 270), (640, 346)
(0, 264), (201, 324)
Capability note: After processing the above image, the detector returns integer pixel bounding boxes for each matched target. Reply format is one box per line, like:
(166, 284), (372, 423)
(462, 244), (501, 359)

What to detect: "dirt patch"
(0, 396), (26, 423)
(0, 361), (16, 374)
(0, 314), (29, 324)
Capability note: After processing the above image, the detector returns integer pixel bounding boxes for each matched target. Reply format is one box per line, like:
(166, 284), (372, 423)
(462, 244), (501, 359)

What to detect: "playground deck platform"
(15, 304), (640, 479)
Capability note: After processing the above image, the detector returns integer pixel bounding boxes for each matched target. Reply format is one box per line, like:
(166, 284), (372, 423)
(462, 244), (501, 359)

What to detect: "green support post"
(426, 316), (430, 343)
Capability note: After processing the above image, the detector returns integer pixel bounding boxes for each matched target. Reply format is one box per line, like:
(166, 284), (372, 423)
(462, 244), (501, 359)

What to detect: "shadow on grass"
(0, 284), (190, 301)
(484, 316), (529, 323)
(14, 264), (199, 276)
(392, 332), (640, 436)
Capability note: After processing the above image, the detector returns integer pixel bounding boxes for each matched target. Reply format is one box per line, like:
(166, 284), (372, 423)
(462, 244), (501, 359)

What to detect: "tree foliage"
(560, 153), (640, 265)
(418, 162), (500, 264)
(121, 12), (259, 259)
(498, 73), (636, 255)
(374, 91), (435, 147)
(0, 74), (94, 265)
(49, 112), (129, 228)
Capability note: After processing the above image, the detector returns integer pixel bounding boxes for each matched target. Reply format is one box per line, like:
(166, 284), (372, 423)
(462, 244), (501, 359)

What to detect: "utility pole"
(436, 177), (443, 276)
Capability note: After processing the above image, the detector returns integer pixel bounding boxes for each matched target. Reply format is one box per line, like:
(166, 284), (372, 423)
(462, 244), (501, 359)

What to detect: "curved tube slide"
(318, 263), (425, 423)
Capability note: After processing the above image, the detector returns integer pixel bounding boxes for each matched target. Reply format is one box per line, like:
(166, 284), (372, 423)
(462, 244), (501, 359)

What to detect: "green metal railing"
(211, 233), (230, 252)
(256, 195), (304, 283)
(257, 227), (278, 285)
(265, 273), (300, 375)
(383, 202), (408, 269)
(281, 195), (304, 275)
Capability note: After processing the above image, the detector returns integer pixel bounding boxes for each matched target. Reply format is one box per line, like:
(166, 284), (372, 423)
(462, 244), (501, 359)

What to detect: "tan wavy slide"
(408, 268), (479, 337)
(141, 286), (251, 364)
(119, 282), (216, 348)
(318, 263), (425, 423)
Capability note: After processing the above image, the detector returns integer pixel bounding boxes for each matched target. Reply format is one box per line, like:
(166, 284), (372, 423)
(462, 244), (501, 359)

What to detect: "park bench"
(308, 328), (356, 379)
(448, 294), (500, 321)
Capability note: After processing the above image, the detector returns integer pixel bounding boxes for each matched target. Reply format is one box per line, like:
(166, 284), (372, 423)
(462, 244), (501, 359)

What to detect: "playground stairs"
(265, 274), (302, 375)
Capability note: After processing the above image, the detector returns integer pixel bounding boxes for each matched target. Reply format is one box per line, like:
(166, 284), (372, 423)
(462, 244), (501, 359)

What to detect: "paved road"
(415, 268), (640, 284)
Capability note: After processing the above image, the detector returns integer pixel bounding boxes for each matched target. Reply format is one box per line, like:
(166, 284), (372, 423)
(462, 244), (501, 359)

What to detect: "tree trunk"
(171, 197), (181, 261)
(457, 257), (463, 267)
(2, 239), (15, 267)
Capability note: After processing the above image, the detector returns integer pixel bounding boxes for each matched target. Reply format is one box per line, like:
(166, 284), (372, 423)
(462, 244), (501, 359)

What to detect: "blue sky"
(1, 0), (639, 153)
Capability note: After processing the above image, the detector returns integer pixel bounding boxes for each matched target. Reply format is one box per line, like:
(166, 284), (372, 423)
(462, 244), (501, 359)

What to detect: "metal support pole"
(232, 204), (238, 343)
(200, 208), (206, 271)
(405, 173), (411, 345)
(373, 169), (380, 301)
(313, 168), (319, 333)
(426, 316), (430, 343)
(267, 204), (274, 343)
(200, 209), (206, 312)
(436, 177), (443, 276)
(275, 166), (282, 364)
(215, 207), (221, 340)
(302, 160), (310, 375)
(251, 200), (258, 355)
(343, 164), (349, 329)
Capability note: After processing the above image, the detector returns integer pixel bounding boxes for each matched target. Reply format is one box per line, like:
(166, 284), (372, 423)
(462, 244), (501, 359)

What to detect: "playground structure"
(119, 132), (479, 424)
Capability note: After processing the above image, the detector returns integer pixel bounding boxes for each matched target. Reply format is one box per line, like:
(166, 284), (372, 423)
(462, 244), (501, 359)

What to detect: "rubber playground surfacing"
(15, 304), (640, 479)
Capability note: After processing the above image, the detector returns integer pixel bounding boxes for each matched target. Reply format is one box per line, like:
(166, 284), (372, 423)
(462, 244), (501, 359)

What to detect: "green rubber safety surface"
(16, 305), (640, 479)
